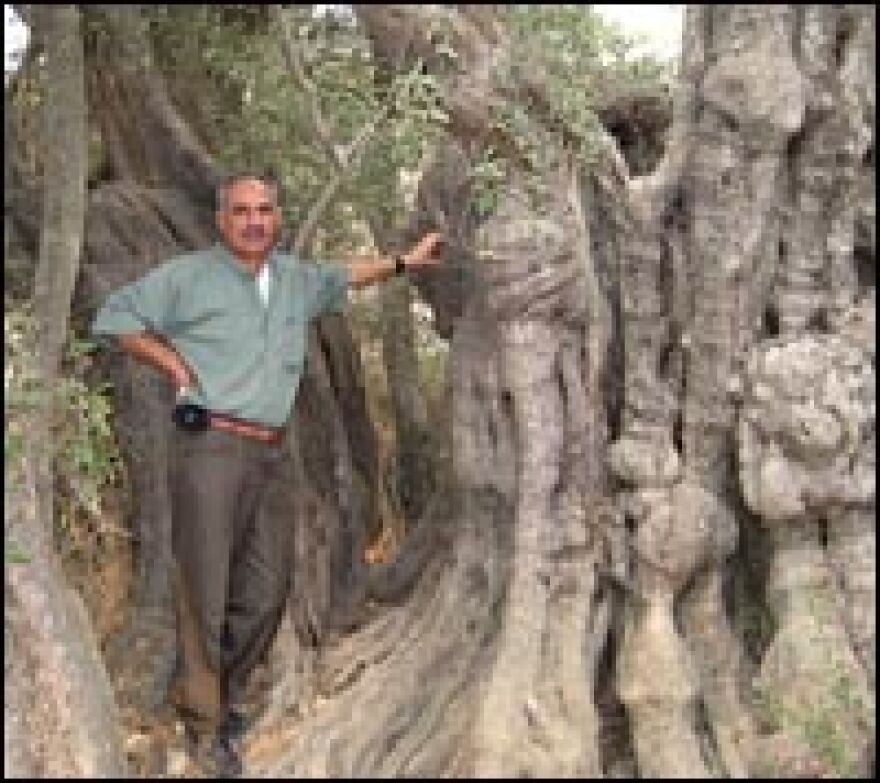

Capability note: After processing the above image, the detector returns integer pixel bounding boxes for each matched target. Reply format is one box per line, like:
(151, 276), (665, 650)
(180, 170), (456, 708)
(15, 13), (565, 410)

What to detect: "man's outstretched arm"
(345, 231), (444, 288)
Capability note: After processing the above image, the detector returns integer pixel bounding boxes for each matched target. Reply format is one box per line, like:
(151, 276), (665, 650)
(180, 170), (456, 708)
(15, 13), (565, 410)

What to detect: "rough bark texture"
(607, 5), (875, 778)
(5, 459), (129, 778)
(5, 5), (129, 778)
(6, 3), (875, 778)
(738, 307), (875, 776)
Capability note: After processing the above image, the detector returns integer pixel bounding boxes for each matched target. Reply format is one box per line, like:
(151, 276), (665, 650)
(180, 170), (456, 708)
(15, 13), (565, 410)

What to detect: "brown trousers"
(166, 427), (292, 736)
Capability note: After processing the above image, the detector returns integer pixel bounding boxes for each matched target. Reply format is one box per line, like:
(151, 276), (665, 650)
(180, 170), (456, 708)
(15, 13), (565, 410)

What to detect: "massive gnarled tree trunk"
(6, 4), (874, 777)
(246, 5), (875, 777)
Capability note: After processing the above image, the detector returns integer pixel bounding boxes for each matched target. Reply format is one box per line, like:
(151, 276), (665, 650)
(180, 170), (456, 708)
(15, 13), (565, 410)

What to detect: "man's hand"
(171, 362), (196, 402)
(117, 332), (194, 399)
(402, 231), (444, 268)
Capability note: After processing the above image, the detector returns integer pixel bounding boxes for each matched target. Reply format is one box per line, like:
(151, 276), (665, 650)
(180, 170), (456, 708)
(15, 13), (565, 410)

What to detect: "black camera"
(173, 402), (210, 432)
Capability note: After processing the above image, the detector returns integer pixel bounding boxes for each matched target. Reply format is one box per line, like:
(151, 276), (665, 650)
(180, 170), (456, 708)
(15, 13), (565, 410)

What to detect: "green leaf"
(5, 542), (31, 564)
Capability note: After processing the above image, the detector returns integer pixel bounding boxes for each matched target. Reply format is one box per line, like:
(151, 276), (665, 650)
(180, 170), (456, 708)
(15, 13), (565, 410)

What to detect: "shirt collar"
(214, 242), (283, 279)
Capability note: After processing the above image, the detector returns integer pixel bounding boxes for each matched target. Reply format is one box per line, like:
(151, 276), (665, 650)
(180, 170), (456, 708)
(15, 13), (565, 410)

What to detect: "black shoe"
(206, 734), (243, 778)
(185, 730), (242, 778)
(221, 708), (254, 742)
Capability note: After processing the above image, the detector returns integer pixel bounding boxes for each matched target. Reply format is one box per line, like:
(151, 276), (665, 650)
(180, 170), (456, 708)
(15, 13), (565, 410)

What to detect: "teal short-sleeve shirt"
(92, 243), (350, 428)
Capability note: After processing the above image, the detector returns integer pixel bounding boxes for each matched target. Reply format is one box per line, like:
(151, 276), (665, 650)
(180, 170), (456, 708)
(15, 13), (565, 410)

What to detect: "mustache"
(241, 226), (267, 239)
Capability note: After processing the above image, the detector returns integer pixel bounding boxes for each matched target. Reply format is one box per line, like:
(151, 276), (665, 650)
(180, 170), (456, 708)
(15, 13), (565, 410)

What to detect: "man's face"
(216, 178), (281, 263)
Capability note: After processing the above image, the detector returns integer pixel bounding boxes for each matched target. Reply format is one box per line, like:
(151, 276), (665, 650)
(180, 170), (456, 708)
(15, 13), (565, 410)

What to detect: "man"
(92, 173), (443, 776)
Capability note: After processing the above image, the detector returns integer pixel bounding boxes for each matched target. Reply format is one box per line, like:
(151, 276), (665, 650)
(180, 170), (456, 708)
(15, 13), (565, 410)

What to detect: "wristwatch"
(394, 254), (407, 275)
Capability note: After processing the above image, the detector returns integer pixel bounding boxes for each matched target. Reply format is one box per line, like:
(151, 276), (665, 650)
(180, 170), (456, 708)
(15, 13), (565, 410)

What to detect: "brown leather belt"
(209, 412), (283, 444)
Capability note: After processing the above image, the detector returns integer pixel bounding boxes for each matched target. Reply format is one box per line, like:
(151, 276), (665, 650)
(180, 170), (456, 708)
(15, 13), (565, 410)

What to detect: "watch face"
(174, 403), (209, 431)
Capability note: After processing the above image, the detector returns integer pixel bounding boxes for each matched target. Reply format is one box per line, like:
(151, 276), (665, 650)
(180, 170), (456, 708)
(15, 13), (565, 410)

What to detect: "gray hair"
(215, 172), (281, 211)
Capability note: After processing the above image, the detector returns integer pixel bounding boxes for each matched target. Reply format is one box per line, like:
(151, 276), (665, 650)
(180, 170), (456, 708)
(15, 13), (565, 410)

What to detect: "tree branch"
(354, 4), (634, 188)
(273, 5), (390, 255)
(274, 5), (339, 159)
(290, 110), (390, 256)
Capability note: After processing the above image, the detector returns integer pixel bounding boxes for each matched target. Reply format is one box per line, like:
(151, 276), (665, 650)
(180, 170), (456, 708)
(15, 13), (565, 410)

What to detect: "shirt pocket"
(171, 302), (227, 332)
(171, 290), (248, 342)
